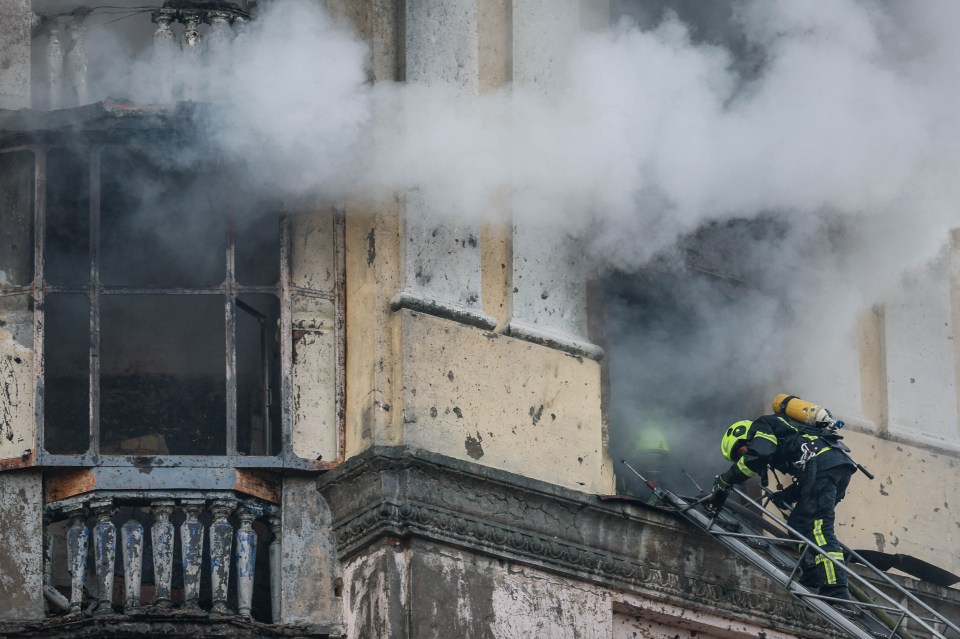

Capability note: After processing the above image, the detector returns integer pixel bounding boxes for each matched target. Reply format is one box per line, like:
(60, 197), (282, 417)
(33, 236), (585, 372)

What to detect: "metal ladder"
(624, 463), (960, 639)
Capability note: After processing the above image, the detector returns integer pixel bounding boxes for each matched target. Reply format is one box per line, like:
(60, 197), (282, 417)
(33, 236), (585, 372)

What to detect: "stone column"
(91, 499), (116, 616)
(151, 8), (177, 103)
(45, 20), (63, 110)
(232, 15), (250, 47)
(209, 499), (236, 614)
(65, 17), (88, 106)
(150, 500), (175, 608)
(179, 10), (202, 100)
(206, 10), (233, 59)
(179, 499), (205, 610)
(121, 517), (144, 612)
(393, 0), (496, 331)
(235, 507), (258, 617)
(65, 505), (89, 614)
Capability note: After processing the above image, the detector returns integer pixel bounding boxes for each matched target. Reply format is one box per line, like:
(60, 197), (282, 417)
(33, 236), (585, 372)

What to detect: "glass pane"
(100, 146), (226, 287)
(100, 295), (226, 455)
(0, 150), (35, 289)
(236, 212), (281, 286)
(236, 295), (281, 456)
(45, 148), (90, 287)
(44, 293), (90, 454)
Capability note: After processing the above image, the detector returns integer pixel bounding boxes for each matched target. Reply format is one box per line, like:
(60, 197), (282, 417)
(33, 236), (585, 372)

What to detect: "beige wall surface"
(0, 321), (34, 464)
(398, 308), (609, 492)
(838, 429), (960, 578)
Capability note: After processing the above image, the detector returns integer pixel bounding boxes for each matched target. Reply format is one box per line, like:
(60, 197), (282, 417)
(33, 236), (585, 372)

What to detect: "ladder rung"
(656, 487), (955, 639)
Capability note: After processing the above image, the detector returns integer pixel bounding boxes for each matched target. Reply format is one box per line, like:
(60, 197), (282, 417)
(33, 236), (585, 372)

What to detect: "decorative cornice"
(318, 447), (825, 634)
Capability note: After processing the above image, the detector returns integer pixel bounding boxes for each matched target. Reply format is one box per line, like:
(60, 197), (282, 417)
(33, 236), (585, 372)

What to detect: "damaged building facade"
(1, 0), (960, 637)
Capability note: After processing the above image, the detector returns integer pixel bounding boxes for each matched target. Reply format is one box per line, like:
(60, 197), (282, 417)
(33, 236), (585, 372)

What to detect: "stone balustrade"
(33, 3), (253, 110)
(45, 493), (278, 620)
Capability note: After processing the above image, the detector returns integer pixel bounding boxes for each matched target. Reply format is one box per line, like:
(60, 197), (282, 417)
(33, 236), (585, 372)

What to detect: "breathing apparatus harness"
(773, 394), (874, 480)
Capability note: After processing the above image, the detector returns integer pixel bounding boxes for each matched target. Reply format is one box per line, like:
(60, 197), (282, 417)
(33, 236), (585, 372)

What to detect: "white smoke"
(26, 0), (960, 471)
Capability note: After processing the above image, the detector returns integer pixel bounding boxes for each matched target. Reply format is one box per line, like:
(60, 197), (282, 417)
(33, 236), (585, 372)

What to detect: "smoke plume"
(28, 0), (960, 482)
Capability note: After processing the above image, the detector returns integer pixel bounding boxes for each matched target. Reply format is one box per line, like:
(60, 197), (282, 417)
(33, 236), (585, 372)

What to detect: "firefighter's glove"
(708, 474), (732, 513)
(770, 483), (799, 510)
(713, 473), (733, 492)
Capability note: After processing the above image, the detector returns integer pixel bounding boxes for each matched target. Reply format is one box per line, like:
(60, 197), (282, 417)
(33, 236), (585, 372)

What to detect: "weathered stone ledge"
(318, 446), (830, 635)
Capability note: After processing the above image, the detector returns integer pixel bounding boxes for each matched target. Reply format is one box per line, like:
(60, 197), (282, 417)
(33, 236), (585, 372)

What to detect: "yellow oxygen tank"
(771, 394), (830, 427)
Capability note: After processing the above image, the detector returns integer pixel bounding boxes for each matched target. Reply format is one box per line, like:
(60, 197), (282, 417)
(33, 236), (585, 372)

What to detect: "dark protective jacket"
(720, 414), (854, 486)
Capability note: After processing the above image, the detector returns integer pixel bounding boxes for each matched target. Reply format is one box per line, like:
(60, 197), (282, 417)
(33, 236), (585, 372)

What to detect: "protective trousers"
(786, 462), (854, 591)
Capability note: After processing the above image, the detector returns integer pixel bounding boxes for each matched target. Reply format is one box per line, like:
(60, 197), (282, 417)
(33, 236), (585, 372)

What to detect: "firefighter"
(618, 425), (671, 503)
(709, 414), (856, 602)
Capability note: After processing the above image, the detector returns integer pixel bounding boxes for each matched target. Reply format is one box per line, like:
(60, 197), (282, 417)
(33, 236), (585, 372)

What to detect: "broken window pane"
(100, 146), (226, 288)
(33, 136), (303, 461)
(0, 150), (35, 289)
(44, 293), (90, 455)
(45, 148), (90, 288)
(236, 212), (281, 286)
(99, 295), (226, 455)
(236, 294), (281, 456)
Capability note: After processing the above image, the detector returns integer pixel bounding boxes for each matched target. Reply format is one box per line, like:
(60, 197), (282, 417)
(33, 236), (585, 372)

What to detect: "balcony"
(43, 490), (278, 622)
(30, 1), (255, 111)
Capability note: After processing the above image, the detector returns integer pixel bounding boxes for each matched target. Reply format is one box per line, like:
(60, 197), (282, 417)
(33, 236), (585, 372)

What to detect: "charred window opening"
(39, 141), (283, 457)
(600, 217), (805, 496)
(0, 150), (35, 289)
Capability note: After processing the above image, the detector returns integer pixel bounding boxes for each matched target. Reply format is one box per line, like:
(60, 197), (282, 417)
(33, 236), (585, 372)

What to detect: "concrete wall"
(342, 0), (613, 493)
(323, 448), (871, 639)
(884, 260), (959, 446)
(0, 0), (31, 110)
(839, 429), (960, 578)
(0, 470), (44, 621)
(828, 232), (960, 577)
(278, 477), (342, 628)
(340, 538), (813, 639)
(398, 309), (606, 490)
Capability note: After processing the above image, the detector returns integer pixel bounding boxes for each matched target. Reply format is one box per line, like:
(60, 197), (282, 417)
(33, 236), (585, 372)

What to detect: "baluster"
(179, 10), (202, 100)
(151, 8), (177, 103)
(150, 500), (175, 608)
(232, 15), (250, 47)
(206, 10), (233, 57)
(121, 517), (144, 612)
(65, 505), (89, 614)
(268, 507), (281, 623)
(180, 499), (205, 610)
(65, 17), (88, 106)
(209, 499), (236, 614)
(235, 508), (257, 617)
(91, 499), (116, 616)
(45, 20), (63, 110)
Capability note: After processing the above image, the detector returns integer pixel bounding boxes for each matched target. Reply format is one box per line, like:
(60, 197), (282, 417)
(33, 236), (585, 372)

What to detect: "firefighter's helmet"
(721, 420), (753, 461)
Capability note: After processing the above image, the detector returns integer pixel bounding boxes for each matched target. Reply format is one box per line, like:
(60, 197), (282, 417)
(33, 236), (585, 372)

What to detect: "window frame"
(0, 137), (346, 470)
